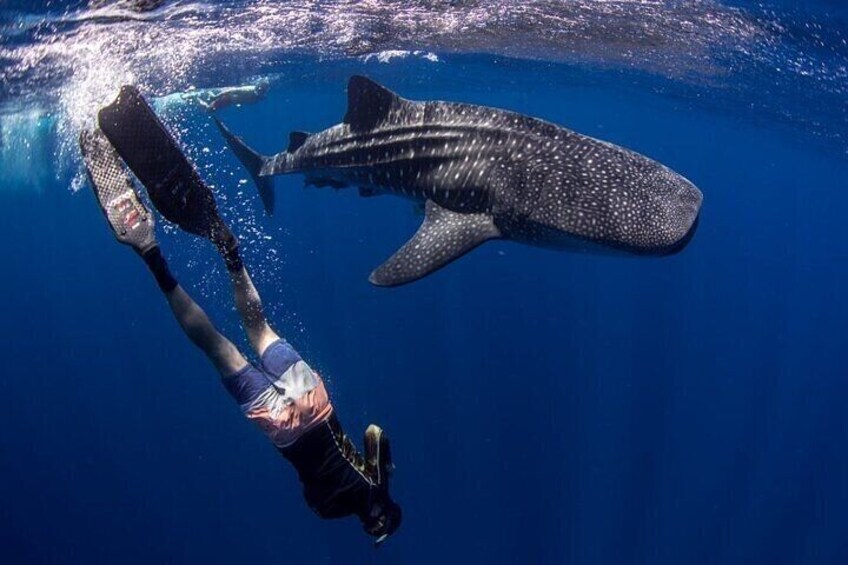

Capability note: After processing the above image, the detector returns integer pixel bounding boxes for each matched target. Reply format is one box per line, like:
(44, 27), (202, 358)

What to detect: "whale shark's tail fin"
(213, 117), (275, 214)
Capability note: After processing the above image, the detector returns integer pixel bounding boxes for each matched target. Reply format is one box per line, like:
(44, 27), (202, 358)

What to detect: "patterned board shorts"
(222, 339), (334, 449)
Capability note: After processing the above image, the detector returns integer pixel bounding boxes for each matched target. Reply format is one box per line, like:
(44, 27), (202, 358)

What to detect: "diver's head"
(363, 497), (402, 545)
(255, 77), (271, 96)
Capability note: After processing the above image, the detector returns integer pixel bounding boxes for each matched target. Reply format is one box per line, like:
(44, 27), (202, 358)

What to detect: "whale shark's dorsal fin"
(369, 200), (501, 286)
(344, 76), (402, 131)
(287, 131), (310, 152)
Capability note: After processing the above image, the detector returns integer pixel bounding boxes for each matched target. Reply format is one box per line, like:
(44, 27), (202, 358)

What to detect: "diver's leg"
(81, 127), (248, 377)
(141, 247), (249, 377)
(168, 286), (249, 376)
(216, 239), (280, 356)
(230, 267), (280, 356)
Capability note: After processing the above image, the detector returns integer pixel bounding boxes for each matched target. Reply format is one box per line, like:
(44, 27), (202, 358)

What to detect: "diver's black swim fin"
(97, 85), (232, 244)
(80, 128), (157, 254)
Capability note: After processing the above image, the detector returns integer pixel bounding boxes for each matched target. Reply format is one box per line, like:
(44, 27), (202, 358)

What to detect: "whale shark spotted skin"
(216, 76), (702, 286)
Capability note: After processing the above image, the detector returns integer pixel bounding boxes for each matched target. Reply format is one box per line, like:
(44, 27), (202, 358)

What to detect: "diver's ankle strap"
(141, 245), (178, 293)
(214, 231), (244, 272)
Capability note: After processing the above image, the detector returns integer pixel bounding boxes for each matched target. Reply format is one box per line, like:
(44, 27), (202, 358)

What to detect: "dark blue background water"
(1, 56), (847, 563)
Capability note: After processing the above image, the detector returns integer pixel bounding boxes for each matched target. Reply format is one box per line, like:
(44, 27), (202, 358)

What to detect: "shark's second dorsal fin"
(344, 76), (402, 131)
(369, 200), (501, 286)
(287, 131), (310, 152)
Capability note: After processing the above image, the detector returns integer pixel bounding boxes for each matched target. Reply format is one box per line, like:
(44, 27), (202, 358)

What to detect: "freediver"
(197, 78), (271, 112)
(79, 85), (401, 545)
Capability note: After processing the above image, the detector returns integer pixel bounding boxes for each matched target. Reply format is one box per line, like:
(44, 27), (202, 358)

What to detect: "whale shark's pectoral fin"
(369, 200), (501, 286)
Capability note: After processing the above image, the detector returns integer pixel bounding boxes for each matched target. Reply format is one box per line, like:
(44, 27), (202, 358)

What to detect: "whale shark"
(215, 76), (702, 286)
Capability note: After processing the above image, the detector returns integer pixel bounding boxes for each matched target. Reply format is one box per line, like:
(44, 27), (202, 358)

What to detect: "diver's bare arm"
(228, 267), (280, 356)
(166, 285), (250, 376)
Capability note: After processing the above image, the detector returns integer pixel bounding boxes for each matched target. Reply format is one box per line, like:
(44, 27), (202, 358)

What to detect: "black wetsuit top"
(280, 413), (378, 521)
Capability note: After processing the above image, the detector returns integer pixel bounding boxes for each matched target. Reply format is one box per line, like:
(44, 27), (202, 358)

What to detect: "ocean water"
(1, 1), (847, 563)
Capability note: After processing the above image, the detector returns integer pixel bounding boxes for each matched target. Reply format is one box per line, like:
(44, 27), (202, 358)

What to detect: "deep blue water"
(2, 2), (848, 564)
